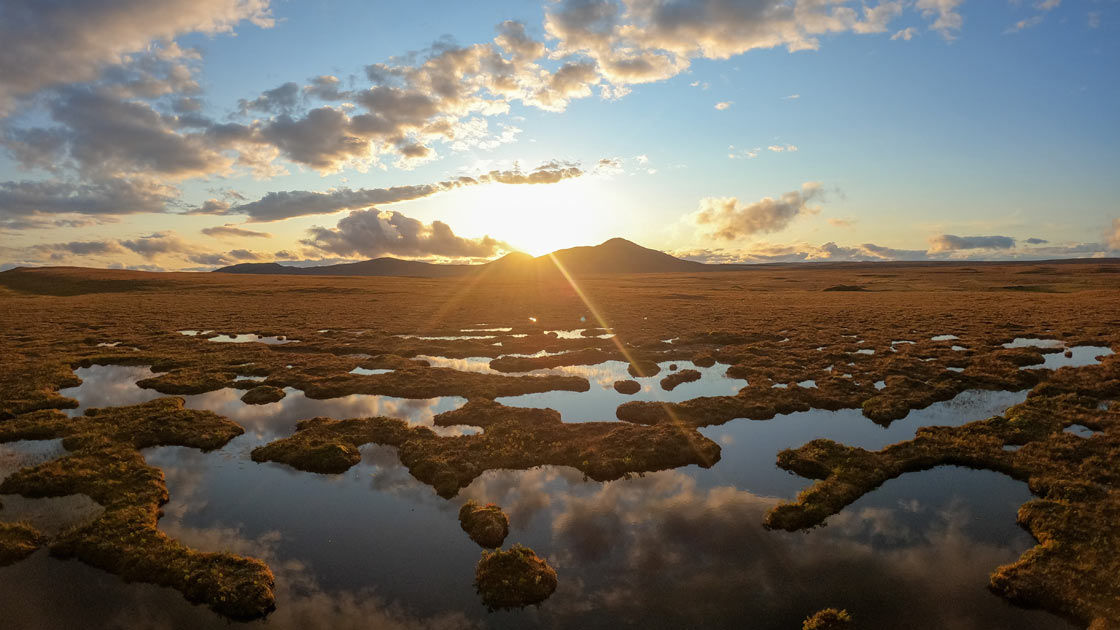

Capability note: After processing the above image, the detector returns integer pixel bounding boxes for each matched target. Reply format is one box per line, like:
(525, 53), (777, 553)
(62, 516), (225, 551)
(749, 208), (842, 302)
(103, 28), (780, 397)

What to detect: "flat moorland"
(0, 261), (1117, 627)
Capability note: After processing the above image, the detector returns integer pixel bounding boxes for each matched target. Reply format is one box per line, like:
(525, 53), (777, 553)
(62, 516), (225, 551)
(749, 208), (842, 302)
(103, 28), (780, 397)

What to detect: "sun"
(442, 177), (616, 256)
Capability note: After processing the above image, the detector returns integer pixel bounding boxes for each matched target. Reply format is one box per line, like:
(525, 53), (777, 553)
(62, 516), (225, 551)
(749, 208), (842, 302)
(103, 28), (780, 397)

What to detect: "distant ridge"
(214, 238), (712, 278)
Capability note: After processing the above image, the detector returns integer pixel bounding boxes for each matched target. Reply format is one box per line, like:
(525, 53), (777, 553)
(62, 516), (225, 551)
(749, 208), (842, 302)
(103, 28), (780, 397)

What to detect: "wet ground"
(3, 263), (1118, 629)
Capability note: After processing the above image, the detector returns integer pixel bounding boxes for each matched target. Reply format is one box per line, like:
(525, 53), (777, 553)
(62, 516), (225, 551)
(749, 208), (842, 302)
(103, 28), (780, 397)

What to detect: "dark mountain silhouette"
(214, 238), (712, 277)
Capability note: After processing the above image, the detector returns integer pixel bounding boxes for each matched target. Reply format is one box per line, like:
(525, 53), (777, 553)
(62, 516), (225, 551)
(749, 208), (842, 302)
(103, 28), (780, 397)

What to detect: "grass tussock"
(765, 355), (1120, 629)
(802, 608), (853, 629)
(0, 399), (275, 620)
(458, 500), (510, 549)
(0, 521), (46, 566)
(474, 544), (557, 610)
(251, 399), (721, 497)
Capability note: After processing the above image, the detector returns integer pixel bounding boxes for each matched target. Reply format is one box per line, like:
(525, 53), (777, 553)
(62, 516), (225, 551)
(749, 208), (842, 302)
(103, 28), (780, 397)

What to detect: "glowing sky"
(1, 0), (1117, 270)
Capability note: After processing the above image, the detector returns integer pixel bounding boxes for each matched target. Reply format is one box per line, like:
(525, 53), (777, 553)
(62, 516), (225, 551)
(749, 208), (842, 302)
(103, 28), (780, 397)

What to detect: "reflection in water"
(496, 360), (747, 422)
(0, 357), (1081, 629)
(209, 333), (296, 344)
(1003, 337), (1065, 349)
(1039, 345), (1113, 370)
(60, 365), (472, 438)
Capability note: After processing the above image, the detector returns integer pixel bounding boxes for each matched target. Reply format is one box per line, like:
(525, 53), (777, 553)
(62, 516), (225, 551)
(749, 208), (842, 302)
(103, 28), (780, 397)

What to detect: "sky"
(0, 0), (1118, 270)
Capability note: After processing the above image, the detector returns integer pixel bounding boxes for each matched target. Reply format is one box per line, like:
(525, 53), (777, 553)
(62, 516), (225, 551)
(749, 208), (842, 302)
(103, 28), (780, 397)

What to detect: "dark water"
(0, 361), (1085, 630)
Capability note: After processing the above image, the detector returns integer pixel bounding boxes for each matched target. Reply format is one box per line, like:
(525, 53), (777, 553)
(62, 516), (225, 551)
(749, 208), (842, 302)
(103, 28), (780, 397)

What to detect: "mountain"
(213, 238), (711, 278)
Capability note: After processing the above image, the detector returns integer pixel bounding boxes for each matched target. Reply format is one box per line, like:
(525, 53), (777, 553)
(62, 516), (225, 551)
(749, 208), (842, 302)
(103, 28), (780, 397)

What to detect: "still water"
(0, 361), (1081, 629)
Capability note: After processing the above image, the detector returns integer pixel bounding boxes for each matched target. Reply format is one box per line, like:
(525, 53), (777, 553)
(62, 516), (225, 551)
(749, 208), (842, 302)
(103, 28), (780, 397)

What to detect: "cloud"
(916, 0), (964, 40)
(1005, 16), (1043, 33)
(215, 161), (586, 222)
(690, 182), (824, 240)
(0, 178), (172, 218)
(679, 240), (927, 263)
(766, 144), (797, 152)
(32, 240), (125, 261)
(201, 224), (272, 239)
(4, 86), (243, 180)
(927, 234), (1016, 253)
(239, 81), (301, 114)
(829, 217), (856, 228)
(1023, 237), (1049, 245)
(0, 0), (273, 112)
(301, 210), (509, 260)
(119, 232), (193, 260)
(714, 101), (732, 110)
(782, 93), (800, 100)
(1110, 219), (1120, 250)
(891, 26), (918, 40)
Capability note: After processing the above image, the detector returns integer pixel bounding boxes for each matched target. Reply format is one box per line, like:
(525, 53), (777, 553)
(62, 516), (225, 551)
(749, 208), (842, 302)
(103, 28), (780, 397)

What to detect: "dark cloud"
(0, 179), (171, 218)
(927, 234), (1016, 253)
(301, 209), (509, 260)
(239, 82), (300, 114)
(119, 232), (193, 259)
(0, 0), (273, 113)
(215, 162), (585, 222)
(691, 182), (823, 240)
(1024, 237), (1049, 245)
(33, 240), (125, 261)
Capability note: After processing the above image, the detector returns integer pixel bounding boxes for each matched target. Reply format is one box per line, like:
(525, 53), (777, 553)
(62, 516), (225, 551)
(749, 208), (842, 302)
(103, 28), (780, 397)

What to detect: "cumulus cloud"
(1023, 237), (1049, 245)
(32, 240), (125, 261)
(714, 101), (733, 110)
(200, 224), (272, 239)
(0, 178), (172, 218)
(301, 210), (509, 260)
(690, 182), (824, 240)
(927, 234), (1016, 253)
(679, 240), (927, 263)
(215, 161), (586, 222)
(119, 232), (193, 260)
(0, 0), (273, 113)
(891, 26), (918, 40)
(916, 0), (964, 40)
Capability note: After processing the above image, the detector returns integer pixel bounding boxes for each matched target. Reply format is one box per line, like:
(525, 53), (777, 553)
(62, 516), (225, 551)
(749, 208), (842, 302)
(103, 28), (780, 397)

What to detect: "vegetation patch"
(458, 500), (509, 548)
(660, 369), (700, 391)
(252, 399), (721, 497)
(764, 356), (1120, 629)
(0, 521), (46, 566)
(474, 544), (558, 610)
(613, 379), (641, 395)
(240, 385), (286, 405)
(802, 608), (853, 630)
(0, 399), (275, 620)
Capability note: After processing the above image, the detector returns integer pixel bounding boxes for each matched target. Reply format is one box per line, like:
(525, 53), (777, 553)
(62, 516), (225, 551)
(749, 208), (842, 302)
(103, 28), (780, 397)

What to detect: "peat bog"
(0, 262), (1118, 629)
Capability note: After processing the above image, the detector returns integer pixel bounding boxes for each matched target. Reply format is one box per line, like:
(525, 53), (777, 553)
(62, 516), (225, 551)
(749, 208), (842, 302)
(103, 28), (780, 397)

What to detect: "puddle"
(395, 334), (496, 341)
(1003, 338), (1064, 349)
(461, 327), (512, 332)
(495, 360), (748, 422)
(59, 365), (474, 438)
(931, 335), (959, 341)
(349, 367), (394, 376)
(545, 329), (615, 339)
(1063, 424), (1098, 438)
(698, 388), (1030, 498)
(209, 333), (296, 345)
(1038, 345), (1113, 370)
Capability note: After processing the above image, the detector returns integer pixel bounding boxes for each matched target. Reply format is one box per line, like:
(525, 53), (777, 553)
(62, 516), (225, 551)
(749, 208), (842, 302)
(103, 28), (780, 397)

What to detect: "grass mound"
(458, 500), (510, 548)
(474, 544), (557, 610)
(803, 608), (852, 629)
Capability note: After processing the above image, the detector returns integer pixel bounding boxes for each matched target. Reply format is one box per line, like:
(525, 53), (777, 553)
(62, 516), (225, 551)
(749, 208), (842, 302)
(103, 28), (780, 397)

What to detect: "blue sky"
(1, 0), (1117, 269)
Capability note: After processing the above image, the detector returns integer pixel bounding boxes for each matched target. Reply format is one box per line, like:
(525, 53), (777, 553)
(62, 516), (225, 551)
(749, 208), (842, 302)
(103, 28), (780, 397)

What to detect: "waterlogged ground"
(1, 263), (1118, 629)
